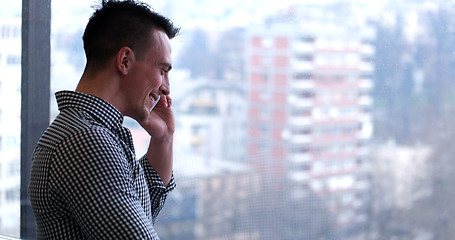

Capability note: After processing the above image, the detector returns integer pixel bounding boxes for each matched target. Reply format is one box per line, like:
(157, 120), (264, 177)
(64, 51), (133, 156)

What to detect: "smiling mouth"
(149, 95), (161, 112)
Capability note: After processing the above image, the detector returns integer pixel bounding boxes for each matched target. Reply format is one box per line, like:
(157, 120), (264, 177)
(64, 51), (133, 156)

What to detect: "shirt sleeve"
(50, 128), (161, 239)
(139, 155), (176, 224)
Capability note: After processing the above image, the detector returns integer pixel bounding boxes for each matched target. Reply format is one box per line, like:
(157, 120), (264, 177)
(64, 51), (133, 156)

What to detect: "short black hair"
(83, 0), (180, 70)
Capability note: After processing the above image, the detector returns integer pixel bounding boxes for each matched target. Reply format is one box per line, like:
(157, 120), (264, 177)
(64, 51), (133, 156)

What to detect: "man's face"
(123, 30), (172, 122)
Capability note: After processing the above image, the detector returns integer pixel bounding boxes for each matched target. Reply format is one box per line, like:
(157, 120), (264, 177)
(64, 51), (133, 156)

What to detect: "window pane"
(49, 1), (455, 240)
(50, 0), (93, 118)
(0, 0), (21, 238)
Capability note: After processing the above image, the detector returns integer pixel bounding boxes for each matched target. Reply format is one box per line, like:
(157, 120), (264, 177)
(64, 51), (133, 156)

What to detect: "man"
(28, 0), (180, 239)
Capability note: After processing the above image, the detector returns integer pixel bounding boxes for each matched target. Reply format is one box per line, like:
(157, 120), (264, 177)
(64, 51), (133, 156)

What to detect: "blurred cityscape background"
(2, 0), (455, 239)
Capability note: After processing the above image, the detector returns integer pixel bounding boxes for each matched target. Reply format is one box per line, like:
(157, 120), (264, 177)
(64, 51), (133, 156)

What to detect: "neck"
(76, 70), (125, 114)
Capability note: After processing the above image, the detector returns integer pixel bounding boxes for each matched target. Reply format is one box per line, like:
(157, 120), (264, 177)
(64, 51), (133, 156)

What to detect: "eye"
(160, 65), (172, 76)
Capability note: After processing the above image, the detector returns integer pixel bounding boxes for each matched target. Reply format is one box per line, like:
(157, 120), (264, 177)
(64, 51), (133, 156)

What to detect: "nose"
(159, 78), (170, 95)
(160, 88), (169, 95)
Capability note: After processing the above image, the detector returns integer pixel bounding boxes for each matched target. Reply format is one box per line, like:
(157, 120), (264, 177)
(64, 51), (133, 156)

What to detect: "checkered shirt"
(29, 90), (175, 239)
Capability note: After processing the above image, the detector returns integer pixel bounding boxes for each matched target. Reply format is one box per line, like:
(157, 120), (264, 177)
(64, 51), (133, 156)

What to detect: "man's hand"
(139, 95), (174, 186)
(139, 95), (175, 141)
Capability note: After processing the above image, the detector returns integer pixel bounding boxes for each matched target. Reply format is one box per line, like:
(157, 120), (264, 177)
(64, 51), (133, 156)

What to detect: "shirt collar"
(55, 90), (124, 130)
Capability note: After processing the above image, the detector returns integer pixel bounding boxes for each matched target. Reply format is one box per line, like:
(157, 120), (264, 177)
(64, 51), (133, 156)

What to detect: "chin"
(139, 111), (149, 122)
(129, 109), (149, 123)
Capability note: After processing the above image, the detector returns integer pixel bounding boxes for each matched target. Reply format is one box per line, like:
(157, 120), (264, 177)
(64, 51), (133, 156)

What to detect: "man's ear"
(116, 46), (135, 75)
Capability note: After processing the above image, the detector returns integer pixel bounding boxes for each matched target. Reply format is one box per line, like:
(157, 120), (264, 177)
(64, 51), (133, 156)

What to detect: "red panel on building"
(249, 108), (261, 120)
(247, 144), (259, 155)
(251, 55), (263, 66)
(251, 36), (262, 48)
(273, 92), (287, 104)
(273, 109), (287, 122)
(250, 73), (264, 85)
(249, 90), (262, 102)
(272, 128), (283, 140)
(274, 74), (288, 85)
(249, 126), (261, 137)
(274, 55), (289, 67)
(274, 37), (289, 49)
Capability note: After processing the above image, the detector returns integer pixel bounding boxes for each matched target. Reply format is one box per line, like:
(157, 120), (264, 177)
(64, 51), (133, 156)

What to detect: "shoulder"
(49, 126), (131, 185)
(39, 108), (127, 170)
(38, 107), (116, 150)
(55, 125), (124, 160)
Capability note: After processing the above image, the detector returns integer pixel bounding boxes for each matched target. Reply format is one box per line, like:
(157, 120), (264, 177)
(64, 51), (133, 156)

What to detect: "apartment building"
(245, 6), (375, 235)
(0, 17), (21, 236)
(172, 80), (247, 165)
(151, 79), (262, 239)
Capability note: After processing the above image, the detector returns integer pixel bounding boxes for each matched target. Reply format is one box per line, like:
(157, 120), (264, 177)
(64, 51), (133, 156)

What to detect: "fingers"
(167, 95), (172, 107)
(162, 95), (172, 108)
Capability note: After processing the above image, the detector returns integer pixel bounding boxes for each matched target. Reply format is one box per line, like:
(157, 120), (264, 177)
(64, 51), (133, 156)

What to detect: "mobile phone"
(150, 95), (161, 112)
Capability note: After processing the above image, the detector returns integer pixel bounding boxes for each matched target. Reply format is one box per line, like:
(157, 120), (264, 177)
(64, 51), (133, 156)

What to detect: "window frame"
(20, 0), (51, 238)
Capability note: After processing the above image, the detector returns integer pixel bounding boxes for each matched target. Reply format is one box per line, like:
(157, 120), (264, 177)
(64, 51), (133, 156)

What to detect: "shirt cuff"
(139, 154), (176, 193)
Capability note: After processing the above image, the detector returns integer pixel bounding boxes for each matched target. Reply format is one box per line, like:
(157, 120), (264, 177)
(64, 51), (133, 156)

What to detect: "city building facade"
(0, 17), (21, 236)
(245, 6), (375, 235)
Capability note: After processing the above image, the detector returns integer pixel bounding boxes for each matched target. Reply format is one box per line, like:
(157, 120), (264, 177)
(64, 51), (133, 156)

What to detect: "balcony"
(289, 153), (311, 163)
(289, 171), (310, 182)
(359, 62), (374, 73)
(290, 134), (311, 144)
(359, 79), (373, 90)
(291, 81), (314, 90)
(288, 95), (313, 108)
(293, 42), (315, 54)
(291, 61), (314, 72)
(360, 44), (375, 55)
(289, 116), (312, 126)
(358, 96), (373, 106)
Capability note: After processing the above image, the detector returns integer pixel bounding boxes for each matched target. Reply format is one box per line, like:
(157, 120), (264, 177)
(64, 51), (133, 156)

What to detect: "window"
(6, 55), (20, 65)
(0, 0), (21, 237)
(3, 0), (455, 239)
(5, 190), (19, 203)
